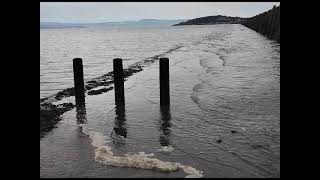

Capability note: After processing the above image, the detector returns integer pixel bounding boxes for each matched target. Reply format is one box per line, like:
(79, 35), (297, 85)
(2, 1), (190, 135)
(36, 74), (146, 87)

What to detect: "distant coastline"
(40, 26), (87, 29)
(40, 19), (187, 29)
(173, 15), (246, 26)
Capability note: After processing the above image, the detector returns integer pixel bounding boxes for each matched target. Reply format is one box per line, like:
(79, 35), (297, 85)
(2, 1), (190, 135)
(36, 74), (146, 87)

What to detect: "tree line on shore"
(174, 5), (280, 43)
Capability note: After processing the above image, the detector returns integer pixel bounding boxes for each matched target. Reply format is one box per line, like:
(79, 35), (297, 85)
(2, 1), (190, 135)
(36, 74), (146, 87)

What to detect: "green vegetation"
(173, 15), (246, 26)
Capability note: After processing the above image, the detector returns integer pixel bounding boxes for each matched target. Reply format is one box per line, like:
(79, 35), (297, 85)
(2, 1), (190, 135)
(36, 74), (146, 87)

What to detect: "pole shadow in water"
(159, 105), (172, 146)
(111, 105), (127, 147)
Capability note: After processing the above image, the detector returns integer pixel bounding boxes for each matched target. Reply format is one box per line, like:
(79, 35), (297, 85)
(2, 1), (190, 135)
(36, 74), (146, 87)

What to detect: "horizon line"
(40, 18), (188, 24)
(40, 15), (248, 24)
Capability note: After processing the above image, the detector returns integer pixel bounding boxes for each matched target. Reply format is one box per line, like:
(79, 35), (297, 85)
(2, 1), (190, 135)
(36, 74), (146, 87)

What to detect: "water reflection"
(159, 105), (172, 146)
(111, 105), (127, 147)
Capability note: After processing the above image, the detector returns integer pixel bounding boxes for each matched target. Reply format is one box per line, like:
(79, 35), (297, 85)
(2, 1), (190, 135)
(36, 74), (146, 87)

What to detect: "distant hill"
(173, 15), (246, 26)
(40, 22), (86, 29)
(91, 19), (187, 27)
(40, 19), (187, 29)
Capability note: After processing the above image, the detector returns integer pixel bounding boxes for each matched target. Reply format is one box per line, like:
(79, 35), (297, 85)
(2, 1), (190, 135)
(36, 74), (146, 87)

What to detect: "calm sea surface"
(40, 24), (280, 178)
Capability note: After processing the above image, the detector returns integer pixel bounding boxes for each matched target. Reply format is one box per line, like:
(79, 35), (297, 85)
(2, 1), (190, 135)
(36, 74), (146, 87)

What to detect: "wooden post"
(267, 6), (276, 38)
(159, 105), (171, 146)
(265, 11), (272, 37)
(113, 58), (125, 105)
(114, 104), (127, 138)
(73, 58), (85, 106)
(159, 57), (170, 106)
(76, 103), (87, 124)
(274, 6), (280, 43)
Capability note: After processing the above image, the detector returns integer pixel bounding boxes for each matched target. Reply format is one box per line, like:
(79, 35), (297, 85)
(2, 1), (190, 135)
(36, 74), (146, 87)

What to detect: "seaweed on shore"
(40, 45), (184, 139)
(55, 87), (75, 100)
(88, 87), (113, 95)
(40, 45), (183, 104)
(40, 103), (75, 138)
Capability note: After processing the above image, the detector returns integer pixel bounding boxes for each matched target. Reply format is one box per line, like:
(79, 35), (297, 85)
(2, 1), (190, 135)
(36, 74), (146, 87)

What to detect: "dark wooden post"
(265, 10), (272, 37)
(274, 6), (280, 43)
(114, 104), (127, 138)
(113, 58), (125, 105)
(159, 57), (170, 106)
(261, 13), (267, 35)
(267, 5), (276, 38)
(73, 58), (85, 106)
(76, 103), (87, 124)
(159, 105), (171, 146)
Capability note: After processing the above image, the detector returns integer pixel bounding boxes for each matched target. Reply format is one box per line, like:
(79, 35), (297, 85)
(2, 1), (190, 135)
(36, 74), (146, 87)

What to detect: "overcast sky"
(40, 2), (280, 23)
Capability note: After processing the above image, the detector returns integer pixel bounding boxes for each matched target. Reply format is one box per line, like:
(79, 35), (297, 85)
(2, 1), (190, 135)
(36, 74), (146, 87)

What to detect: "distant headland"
(173, 15), (246, 26)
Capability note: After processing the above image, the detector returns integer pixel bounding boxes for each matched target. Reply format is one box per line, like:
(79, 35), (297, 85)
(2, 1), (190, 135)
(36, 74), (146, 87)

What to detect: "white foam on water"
(96, 148), (180, 172)
(79, 124), (203, 178)
(178, 164), (204, 178)
(51, 96), (75, 106)
(157, 145), (174, 153)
